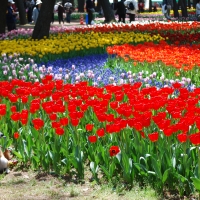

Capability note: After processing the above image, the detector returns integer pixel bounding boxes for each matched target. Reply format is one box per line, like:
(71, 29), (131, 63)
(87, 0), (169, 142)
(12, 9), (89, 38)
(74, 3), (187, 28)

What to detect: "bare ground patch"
(0, 169), (158, 200)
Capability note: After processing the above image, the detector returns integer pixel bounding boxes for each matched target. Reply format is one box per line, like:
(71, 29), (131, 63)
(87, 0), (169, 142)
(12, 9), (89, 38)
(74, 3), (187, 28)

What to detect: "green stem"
(198, 147), (200, 178)
(198, 147), (200, 200)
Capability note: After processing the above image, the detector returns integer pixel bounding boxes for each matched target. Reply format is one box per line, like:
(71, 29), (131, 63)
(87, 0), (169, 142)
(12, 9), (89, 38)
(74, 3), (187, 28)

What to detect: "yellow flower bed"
(0, 32), (164, 58)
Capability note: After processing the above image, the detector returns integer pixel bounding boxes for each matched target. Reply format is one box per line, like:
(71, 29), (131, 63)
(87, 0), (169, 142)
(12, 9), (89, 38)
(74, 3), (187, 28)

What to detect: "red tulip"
(177, 133), (187, 143)
(32, 118), (44, 130)
(8, 93), (18, 103)
(21, 95), (28, 104)
(110, 101), (118, 110)
(52, 121), (61, 129)
(49, 113), (57, 121)
(172, 82), (182, 89)
(88, 135), (97, 143)
(106, 114), (114, 122)
(189, 133), (200, 145)
(21, 109), (28, 119)
(14, 132), (20, 139)
(45, 74), (53, 81)
(109, 146), (120, 157)
(71, 118), (79, 126)
(60, 117), (69, 126)
(11, 105), (17, 113)
(148, 132), (159, 142)
(0, 104), (6, 116)
(163, 128), (174, 137)
(96, 128), (105, 137)
(21, 118), (28, 125)
(139, 131), (145, 138)
(10, 112), (21, 121)
(55, 127), (65, 136)
(86, 124), (94, 131)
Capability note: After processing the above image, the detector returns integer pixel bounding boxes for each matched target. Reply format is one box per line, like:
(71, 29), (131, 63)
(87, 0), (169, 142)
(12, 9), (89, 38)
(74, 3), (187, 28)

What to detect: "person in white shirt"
(124, 0), (138, 22)
(64, 0), (72, 23)
(196, 0), (200, 21)
(32, 0), (42, 24)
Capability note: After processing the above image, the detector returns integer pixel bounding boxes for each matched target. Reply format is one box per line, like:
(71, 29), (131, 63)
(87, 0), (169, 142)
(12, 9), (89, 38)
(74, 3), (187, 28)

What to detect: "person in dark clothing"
(57, 3), (65, 24)
(86, 0), (94, 25)
(6, 0), (18, 32)
(26, 1), (33, 23)
(117, 0), (126, 23)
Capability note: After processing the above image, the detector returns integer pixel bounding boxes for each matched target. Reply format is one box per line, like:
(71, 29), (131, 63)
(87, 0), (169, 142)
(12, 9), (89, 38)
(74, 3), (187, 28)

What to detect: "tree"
(96, 0), (101, 12)
(179, 0), (188, 17)
(149, 0), (152, 12)
(193, 0), (196, 8)
(78, 0), (85, 12)
(15, 0), (27, 25)
(99, 0), (115, 22)
(173, 0), (179, 18)
(0, 0), (7, 34)
(32, 0), (56, 40)
(188, 0), (191, 8)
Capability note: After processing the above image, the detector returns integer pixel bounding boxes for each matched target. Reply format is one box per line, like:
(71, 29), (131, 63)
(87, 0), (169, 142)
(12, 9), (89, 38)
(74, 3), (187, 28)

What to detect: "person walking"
(57, 2), (65, 24)
(86, 0), (95, 25)
(64, 0), (72, 23)
(116, 0), (126, 23)
(6, 0), (18, 32)
(26, 1), (33, 23)
(162, 0), (173, 20)
(138, 0), (144, 13)
(32, 0), (42, 24)
(196, 0), (200, 21)
(124, 0), (138, 22)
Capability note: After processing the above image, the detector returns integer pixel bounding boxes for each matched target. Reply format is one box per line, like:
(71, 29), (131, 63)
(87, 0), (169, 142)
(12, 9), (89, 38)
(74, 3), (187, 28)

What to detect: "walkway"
(16, 20), (86, 29)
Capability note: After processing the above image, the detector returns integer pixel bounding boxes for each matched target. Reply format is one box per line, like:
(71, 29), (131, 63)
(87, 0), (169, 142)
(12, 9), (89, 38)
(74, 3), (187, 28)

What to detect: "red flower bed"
(107, 41), (200, 71)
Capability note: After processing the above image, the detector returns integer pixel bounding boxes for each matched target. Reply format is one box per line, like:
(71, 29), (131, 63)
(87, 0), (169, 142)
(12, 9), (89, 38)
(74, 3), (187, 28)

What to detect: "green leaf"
(191, 177), (200, 191)
(116, 152), (121, 163)
(101, 165), (110, 179)
(109, 162), (115, 177)
(162, 168), (171, 183)
(178, 174), (187, 183)
(48, 151), (53, 160)
(90, 162), (95, 174)
(22, 139), (28, 157)
(33, 155), (40, 163)
(151, 157), (162, 180)
(12, 151), (22, 159)
(148, 171), (156, 175)
(61, 158), (67, 165)
(172, 156), (176, 168)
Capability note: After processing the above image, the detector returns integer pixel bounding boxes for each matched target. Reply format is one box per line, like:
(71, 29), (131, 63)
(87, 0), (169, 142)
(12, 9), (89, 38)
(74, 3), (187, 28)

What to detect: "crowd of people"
(6, 0), (74, 32)
(6, 0), (200, 32)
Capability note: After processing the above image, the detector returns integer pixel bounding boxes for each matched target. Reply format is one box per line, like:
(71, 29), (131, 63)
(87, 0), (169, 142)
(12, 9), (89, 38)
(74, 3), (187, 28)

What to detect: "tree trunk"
(78, 0), (85, 12)
(188, 0), (191, 8)
(99, 0), (115, 22)
(0, 0), (7, 34)
(32, 0), (56, 40)
(96, 0), (101, 12)
(173, 0), (179, 18)
(193, 0), (196, 8)
(180, 0), (188, 17)
(15, 0), (27, 25)
(149, 0), (152, 12)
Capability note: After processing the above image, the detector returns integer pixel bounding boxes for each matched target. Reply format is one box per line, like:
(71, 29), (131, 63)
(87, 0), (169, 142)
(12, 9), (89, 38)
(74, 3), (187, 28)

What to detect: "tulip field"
(1, 22), (200, 198)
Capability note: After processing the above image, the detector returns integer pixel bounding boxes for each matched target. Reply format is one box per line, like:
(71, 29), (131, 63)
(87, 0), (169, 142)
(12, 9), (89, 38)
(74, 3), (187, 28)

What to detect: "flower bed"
(1, 22), (200, 197)
(0, 78), (200, 195)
